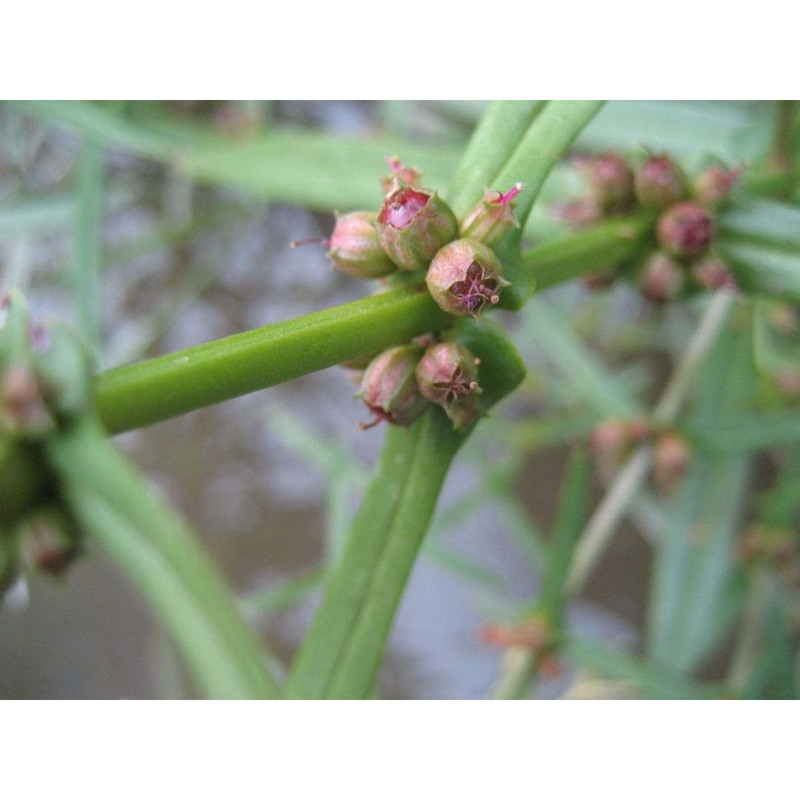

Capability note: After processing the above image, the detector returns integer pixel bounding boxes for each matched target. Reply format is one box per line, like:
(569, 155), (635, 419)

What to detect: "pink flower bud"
(377, 186), (458, 272)
(326, 212), (397, 279)
(555, 197), (603, 228)
(425, 238), (509, 318)
(415, 341), (483, 429)
(691, 255), (736, 290)
(358, 345), (428, 429)
(459, 183), (523, 246)
(634, 154), (687, 208)
(638, 251), (685, 303)
(653, 431), (691, 496)
(693, 165), (740, 208)
(576, 153), (634, 212)
(656, 202), (716, 258)
(380, 156), (423, 194)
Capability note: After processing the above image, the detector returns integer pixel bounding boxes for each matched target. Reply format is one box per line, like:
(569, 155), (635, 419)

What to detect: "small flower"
(693, 165), (740, 208)
(653, 431), (691, 495)
(656, 202), (715, 258)
(415, 341), (483, 429)
(377, 185), (458, 272)
(380, 156), (422, 194)
(459, 183), (524, 246)
(321, 211), (397, 279)
(426, 238), (509, 318)
(634, 154), (687, 208)
(691, 255), (737, 290)
(637, 251), (685, 303)
(576, 153), (635, 212)
(358, 345), (428, 429)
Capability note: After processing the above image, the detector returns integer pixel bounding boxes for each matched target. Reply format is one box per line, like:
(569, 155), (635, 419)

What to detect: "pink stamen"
(492, 183), (524, 205)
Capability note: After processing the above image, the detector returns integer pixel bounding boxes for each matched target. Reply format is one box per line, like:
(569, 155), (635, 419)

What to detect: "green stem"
(767, 100), (798, 196)
(95, 286), (448, 434)
(285, 408), (466, 699)
(46, 417), (279, 699)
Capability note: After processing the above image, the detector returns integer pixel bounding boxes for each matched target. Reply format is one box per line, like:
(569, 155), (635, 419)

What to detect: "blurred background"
(0, 101), (791, 698)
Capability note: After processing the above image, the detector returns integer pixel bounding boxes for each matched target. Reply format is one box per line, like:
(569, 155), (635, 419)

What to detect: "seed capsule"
(426, 238), (509, 318)
(325, 211), (397, 279)
(637, 251), (685, 303)
(576, 153), (635, 213)
(693, 165), (740, 208)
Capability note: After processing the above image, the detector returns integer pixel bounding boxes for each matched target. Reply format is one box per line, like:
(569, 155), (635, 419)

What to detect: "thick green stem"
(285, 408), (466, 699)
(95, 286), (448, 433)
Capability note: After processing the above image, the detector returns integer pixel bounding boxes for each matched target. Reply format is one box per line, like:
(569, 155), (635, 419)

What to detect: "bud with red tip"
(426, 239), (509, 318)
(377, 185), (458, 272)
(634, 154), (687, 208)
(358, 345), (428, 429)
(656, 202), (715, 258)
(415, 341), (483, 429)
(638, 251), (685, 303)
(576, 153), (634, 212)
(691, 255), (736, 290)
(653, 430), (691, 495)
(380, 156), (422, 194)
(459, 183), (524, 246)
(694, 165), (740, 208)
(324, 212), (397, 279)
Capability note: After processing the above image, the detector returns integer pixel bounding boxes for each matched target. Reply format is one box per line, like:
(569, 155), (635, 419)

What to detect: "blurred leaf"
(518, 297), (645, 418)
(239, 569), (324, 621)
(719, 197), (800, 252)
(647, 324), (755, 672)
(539, 449), (590, 628)
(720, 240), (800, 302)
(686, 408), (800, 452)
(0, 186), (136, 239)
(566, 637), (724, 699)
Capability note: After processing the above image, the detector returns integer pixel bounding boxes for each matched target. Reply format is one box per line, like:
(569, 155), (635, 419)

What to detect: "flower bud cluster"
(357, 340), (484, 431)
(560, 151), (740, 302)
(298, 158), (522, 431)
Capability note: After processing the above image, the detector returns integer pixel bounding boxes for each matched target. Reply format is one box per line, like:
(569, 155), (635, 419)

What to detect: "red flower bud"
(358, 345), (428, 429)
(425, 238), (509, 318)
(691, 255), (736, 290)
(459, 183), (523, 246)
(653, 431), (691, 496)
(638, 251), (685, 303)
(380, 156), (423, 194)
(634, 154), (687, 208)
(377, 186), (458, 272)
(415, 341), (483, 429)
(693, 165), (740, 208)
(576, 153), (634, 212)
(656, 202), (715, 258)
(326, 211), (397, 279)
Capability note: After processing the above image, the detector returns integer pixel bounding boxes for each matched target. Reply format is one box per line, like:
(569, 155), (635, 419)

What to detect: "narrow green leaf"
(73, 141), (104, 363)
(47, 418), (279, 699)
(239, 569), (325, 621)
(539, 449), (591, 628)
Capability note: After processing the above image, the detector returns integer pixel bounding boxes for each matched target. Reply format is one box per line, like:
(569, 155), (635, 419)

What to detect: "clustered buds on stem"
(302, 157), (515, 432)
(426, 239), (509, 318)
(562, 150), (740, 302)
